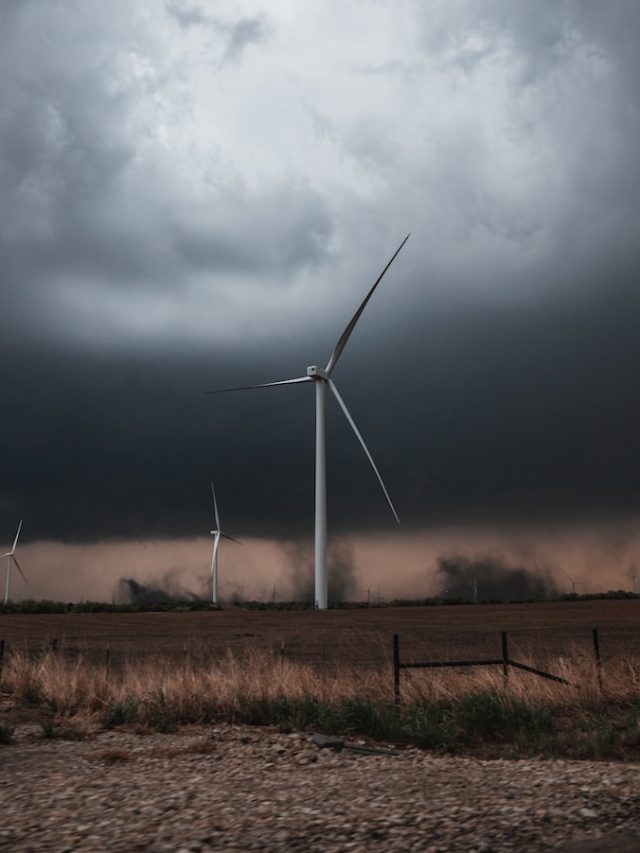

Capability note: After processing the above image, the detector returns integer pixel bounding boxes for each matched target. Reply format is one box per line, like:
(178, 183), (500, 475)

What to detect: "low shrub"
(0, 723), (15, 745)
(104, 698), (139, 728)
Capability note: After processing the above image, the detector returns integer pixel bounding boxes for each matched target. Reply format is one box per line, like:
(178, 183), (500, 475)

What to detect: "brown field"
(2, 599), (640, 669)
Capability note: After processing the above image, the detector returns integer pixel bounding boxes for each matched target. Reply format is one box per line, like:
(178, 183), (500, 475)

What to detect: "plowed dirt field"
(1, 599), (639, 667)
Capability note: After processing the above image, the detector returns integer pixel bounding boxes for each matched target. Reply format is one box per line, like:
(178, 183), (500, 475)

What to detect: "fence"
(0, 625), (615, 702)
(392, 627), (605, 705)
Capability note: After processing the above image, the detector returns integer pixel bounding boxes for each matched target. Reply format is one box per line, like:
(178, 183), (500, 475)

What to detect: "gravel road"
(1, 724), (639, 852)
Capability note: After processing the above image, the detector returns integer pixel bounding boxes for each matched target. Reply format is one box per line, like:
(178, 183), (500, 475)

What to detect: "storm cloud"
(1, 1), (640, 598)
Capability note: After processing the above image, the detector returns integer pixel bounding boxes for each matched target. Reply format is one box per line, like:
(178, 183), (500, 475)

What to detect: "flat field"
(1, 599), (639, 668)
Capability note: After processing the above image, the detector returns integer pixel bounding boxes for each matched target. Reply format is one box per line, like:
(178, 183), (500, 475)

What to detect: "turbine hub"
(307, 365), (329, 380)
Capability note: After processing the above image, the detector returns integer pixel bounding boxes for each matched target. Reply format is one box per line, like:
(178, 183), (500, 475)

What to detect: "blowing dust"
(3, 515), (640, 603)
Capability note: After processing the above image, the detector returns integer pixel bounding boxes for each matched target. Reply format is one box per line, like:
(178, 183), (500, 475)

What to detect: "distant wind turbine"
(562, 569), (583, 595)
(209, 482), (240, 604)
(2, 520), (27, 604)
(207, 235), (410, 609)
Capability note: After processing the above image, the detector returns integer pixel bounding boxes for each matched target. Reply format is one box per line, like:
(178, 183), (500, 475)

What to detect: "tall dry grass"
(1, 646), (637, 714)
(2, 647), (640, 758)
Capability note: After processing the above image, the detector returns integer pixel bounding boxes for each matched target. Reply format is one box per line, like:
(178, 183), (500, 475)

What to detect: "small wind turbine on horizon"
(209, 482), (240, 604)
(2, 520), (27, 604)
(562, 569), (583, 595)
(207, 235), (410, 609)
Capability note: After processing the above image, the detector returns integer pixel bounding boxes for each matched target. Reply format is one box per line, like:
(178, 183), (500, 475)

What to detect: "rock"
(310, 733), (345, 750)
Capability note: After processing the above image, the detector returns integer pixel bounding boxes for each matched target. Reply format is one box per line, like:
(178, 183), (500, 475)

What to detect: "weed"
(104, 698), (138, 728)
(444, 692), (555, 744)
(0, 723), (15, 745)
(92, 747), (130, 763)
(156, 736), (217, 758)
(146, 693), (178, 733)
(40, 719), (58, 739)
(577, 713), (615, 759)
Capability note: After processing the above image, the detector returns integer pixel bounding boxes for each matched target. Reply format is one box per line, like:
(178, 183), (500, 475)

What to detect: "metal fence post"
(393, 633), (401, 706)
(501, 631), (509, 687)
(592, 627), (603, 693)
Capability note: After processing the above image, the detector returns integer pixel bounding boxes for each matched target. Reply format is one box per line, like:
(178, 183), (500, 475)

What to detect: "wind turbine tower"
(208, 235), (410, 609)
(2, 521), (27, 604)
(562, 570), (582, 595)
(209, 482), (240, 604)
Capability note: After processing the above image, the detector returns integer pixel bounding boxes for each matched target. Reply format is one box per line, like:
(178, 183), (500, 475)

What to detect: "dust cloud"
(435, 555), (557, 601)
(2, 515), (640, 604)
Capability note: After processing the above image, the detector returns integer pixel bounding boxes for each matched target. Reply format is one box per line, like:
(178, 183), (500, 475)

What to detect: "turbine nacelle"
(307, 366), (329, 380)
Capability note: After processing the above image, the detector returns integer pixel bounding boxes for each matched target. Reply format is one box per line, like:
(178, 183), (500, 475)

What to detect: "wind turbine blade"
(325, 234), (410, 375)
(0, 552), (11, 559)
(221, 533), (241, 544)
(206, 377), (312, 394)
(11, 520), (23, 555)
(12, 556), (28, 585)
(327, 378), (400, 524)
(211, 533), (221, 574)
(210, 481), (220, 530)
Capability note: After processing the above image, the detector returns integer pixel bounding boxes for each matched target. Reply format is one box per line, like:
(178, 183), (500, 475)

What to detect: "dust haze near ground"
(3, 515), (640, 604)
(435, 555), (558, 601)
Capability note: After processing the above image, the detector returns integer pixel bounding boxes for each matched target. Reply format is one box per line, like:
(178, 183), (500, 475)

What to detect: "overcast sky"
(2, 1), (640, 595)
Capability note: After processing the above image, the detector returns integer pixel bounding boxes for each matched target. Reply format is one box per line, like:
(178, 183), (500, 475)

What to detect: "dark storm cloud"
(1, 1), (640, 547)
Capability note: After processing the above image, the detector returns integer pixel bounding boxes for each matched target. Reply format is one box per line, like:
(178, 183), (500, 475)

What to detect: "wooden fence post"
(592, 628), (603, 693)
(393, 634), (401, 706)
(280, 639), (285, 670)
(501, 631), (509, 687)
(51, 638), (58, 654)
(0, 639), (4, 685)
(105, 644), (111, 686)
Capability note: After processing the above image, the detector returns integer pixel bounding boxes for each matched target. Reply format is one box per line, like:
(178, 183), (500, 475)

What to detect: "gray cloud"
(0, 0), (639, 565)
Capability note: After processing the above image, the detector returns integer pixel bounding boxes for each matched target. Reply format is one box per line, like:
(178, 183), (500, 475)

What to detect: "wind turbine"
(2, 520), (27, 604)
(562, 569), (582, 595)
(209, 482), (240, 604)
(208, 235), (410, 609)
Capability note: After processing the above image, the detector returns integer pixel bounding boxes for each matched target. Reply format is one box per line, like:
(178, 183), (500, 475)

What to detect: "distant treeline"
(0, 589), (637, 614)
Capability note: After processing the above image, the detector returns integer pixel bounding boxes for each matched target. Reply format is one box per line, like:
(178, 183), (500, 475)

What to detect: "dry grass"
(0, 646), (634, 715)
(156, 735), (218, 758)
(1, 648), (639, 758)
(91, 746), (130, 763)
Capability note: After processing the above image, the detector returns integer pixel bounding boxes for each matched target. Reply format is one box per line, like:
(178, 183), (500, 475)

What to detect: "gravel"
(1, 724), (640, 851)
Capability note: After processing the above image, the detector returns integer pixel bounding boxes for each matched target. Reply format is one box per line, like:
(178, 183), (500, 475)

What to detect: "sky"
(1, 0), (640, 600)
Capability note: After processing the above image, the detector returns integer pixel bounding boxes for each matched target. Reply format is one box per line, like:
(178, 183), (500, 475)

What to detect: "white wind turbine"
(209, 481), (240, 604)
(208, 235), (410, 609)
(2, 520), (27, 604)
